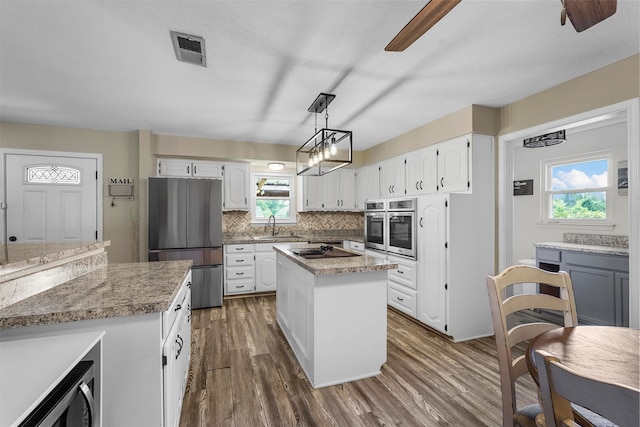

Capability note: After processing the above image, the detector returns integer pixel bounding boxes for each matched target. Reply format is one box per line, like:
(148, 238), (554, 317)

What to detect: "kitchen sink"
(254, 235), (303, 240)
(291, 247), (360, 259)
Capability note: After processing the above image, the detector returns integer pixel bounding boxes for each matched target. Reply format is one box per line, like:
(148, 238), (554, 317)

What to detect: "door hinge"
(445, 200), (448, 208)
(95, 171), (98, 179)
(162, 355), (167, 367)
(444, 242), (448, 249)
(95, 230), (98, 239)
(467, 140), (470, 147)
(444, 324), (448, 332)
(445, 283), (448, 290)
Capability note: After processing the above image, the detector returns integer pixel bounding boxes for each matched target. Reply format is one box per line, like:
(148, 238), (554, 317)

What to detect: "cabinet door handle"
(416, 182), (419, 190)
(237, 285), (245, 289)
(235, 247), (244, 251)
(187, 166), (190, 174)
(441, 177), (444, 187)
(236, 259), (244, 262)
(419, 180), (423, 190)
(397, 270), (404, 274)
(397, 296), (404, 302)
(420, 217), (423, 227)
(236, 272), (245, 276)
(194, 165), (197, 174)
(388, 185), (392, 194)
(174, 304), (182, 311)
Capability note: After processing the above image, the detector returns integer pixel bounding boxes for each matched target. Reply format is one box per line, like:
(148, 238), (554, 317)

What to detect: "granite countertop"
(273, 243), (397, 276)
(0, 241), (111, 280)
(0, 260), (192, 329)
(535, 242), (629, 256)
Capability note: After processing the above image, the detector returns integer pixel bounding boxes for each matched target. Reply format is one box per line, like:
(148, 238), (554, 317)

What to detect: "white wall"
(510, 120), (628, 261)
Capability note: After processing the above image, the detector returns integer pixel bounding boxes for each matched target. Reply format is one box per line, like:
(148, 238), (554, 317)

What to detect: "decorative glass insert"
(26, 165), (81, 184)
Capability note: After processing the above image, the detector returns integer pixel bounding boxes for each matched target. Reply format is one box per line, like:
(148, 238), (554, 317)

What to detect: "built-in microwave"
(364, 200), (386, 252)
(387, 198), (417, 259)
(20, 360), (95, 427)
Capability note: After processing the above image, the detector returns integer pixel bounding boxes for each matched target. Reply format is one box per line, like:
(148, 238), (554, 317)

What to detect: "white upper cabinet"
(437, 136), (470, 193)
(157, 158), (223, 178)
(324, 169), (357, 210)
(405, 145), (438, 196)
(302, 176), (324, 210)
(223, 162), (250, 211)
(379, 156), (405, 197)
(357, 164), (380, 208)
(300, 169), (358, 211)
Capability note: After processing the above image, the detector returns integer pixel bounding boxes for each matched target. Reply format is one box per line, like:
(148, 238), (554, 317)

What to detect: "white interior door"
(6, 154), (98, 243)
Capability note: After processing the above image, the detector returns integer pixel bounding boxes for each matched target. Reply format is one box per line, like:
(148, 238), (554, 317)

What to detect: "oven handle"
(78, 381), (95, 427)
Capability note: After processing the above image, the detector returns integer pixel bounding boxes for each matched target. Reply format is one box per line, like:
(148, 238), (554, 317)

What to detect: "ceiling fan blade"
(385, 0), (461, 52)
(563, 0), (617, 32)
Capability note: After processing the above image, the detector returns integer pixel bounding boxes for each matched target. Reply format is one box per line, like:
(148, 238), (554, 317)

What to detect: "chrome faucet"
(266, 214), (277, 237)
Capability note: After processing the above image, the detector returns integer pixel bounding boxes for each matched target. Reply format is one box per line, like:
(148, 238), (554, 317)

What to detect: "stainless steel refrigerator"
(148, 177), (223, 309)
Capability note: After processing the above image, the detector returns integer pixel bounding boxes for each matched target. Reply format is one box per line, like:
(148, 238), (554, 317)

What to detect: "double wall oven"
(365, 198), (417, 259)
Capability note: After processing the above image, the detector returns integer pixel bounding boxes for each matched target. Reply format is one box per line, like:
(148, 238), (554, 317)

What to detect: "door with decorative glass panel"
(6, 153), (98, 243)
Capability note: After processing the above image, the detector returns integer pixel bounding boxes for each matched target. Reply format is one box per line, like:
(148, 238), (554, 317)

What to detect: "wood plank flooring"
(179, 296), (539, 426)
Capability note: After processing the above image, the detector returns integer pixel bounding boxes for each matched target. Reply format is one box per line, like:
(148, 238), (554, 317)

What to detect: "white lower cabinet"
(387, 254), (418, 318)
(0, 272), (193, 427)
(162, 284), (191, 427)
(255, 243), (277, 292)
(224, 244), (255, 295)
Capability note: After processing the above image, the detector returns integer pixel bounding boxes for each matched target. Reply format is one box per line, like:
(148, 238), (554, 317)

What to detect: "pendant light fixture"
(296, 93), (352, 176)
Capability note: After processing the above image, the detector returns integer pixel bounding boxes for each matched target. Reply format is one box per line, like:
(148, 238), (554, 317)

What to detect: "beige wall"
(498, 54), (639, 136)
(0, 123), (140, 263)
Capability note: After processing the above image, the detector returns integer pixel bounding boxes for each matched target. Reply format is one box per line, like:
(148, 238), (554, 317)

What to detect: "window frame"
(250, 172), (297, 225)
(540, 151), (613, 227)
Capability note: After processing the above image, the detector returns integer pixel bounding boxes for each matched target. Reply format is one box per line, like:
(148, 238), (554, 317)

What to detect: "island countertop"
(0, 260), (192, 329)
(273, 243), (397, 276)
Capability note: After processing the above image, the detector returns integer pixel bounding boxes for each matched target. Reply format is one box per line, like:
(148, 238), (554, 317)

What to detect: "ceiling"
(0, 1), (638, 152)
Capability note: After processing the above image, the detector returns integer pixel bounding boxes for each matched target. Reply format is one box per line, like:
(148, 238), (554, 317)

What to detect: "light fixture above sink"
(268, 162), (284, 171)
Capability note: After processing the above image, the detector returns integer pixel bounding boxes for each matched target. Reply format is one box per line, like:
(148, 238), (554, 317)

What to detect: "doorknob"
(9, 236), (17, 242)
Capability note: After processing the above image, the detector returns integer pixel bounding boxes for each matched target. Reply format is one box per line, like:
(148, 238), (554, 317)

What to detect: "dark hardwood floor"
(179, 295), (539, 426)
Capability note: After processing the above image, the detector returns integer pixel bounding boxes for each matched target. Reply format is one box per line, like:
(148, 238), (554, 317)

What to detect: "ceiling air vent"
(170, 31), (206, 67)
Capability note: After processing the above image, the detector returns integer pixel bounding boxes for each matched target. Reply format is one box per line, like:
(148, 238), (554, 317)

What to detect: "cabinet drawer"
(388, 284), (417, 318)
(536, 248), (561, 263)
(564, 251), (628, 272)
(225, 278), (255, 294)
(225, 265), (254, 279)
(226, 253), (254, 266)
(349, 241), (365, 253)
(387, 257), (417, 289)
(225, 244), (254, 254)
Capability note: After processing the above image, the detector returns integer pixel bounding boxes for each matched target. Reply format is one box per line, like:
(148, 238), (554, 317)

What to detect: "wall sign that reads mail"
(513, 179), (533, 196)
(109, 178), (134, 199)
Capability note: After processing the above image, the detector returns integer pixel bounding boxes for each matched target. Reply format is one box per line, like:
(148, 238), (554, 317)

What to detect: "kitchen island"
(0, 241), (193, 427)
(273, 243), (397, 388)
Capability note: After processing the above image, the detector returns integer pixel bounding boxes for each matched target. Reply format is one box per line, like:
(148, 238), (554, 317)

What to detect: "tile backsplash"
(563, 233), (629, 248)
(223, 211), (364, 236)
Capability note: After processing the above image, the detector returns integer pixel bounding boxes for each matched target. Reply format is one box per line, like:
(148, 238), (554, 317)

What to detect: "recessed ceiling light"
(268, 162), (284, 171)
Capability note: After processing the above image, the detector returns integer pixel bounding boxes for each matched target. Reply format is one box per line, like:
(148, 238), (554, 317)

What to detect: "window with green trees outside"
(544, 156), (609, 221)
(254, 174), (293, 222)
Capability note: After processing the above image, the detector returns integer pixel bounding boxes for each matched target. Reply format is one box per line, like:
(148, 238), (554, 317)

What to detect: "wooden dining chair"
(486, 265), (578, 427)
(535, 349), (640, 427)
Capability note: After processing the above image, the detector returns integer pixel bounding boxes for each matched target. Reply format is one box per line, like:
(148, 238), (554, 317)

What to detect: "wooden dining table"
(526, 325), (640, 426)
(526, 325), (640, 390)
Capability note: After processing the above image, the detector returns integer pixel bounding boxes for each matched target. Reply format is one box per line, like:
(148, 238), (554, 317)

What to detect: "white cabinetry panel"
(223, 162), (249, 210)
